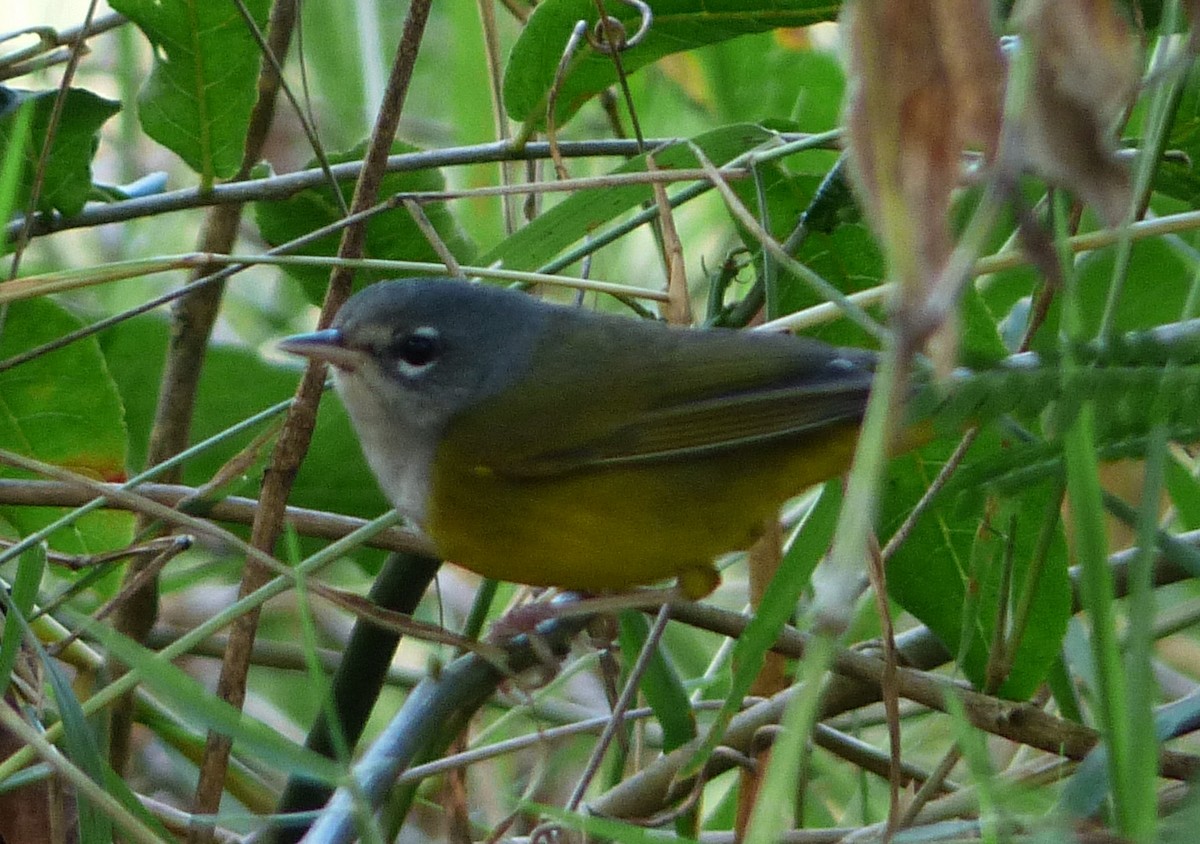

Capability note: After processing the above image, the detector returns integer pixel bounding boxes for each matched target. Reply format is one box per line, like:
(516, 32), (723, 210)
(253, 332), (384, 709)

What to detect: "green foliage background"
(2, 1), (1200, 842)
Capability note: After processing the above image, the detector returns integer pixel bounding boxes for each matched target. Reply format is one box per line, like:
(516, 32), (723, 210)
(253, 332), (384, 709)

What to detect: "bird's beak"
(278, 329), (365, 371)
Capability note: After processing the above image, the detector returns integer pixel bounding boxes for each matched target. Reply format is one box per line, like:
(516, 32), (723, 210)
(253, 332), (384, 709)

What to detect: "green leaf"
(1150, 61), (1200, 207)
(784, 223), (886, 347)
(42, 650), (111, 843)
(99, 315), (389, 529)
(0, 299), (132, 554)
(680, 482), (840, 780)
(617, 611), (695, 753)
(908, 346), (1200, 501)
(958, 282), (1009, 364)
(502, 0), (843, 127)
(0, 87), (120, 217)
(85, 618), (343, 783)
(108, 0), (271, 180)
(722, 158), (874, 332)
(253, 141), (477, 303)
(0, 544), (45, 693)
(480, 124), (778, 273)
(1028, 238), (1194, 351)
(1165, 454), (1200, 530)
(729, 164), (817, 318)
(883, 432), (1071, 698)
(294, 1), (372, 147)
(701, 35), (846, 131)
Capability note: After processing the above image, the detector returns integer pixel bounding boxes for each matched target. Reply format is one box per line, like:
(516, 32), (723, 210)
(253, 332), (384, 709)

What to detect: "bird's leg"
(486, 587), (686, 643)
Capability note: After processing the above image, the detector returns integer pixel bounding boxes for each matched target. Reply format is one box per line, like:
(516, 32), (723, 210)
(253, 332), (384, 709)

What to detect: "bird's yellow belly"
(424, 423), (862, 596)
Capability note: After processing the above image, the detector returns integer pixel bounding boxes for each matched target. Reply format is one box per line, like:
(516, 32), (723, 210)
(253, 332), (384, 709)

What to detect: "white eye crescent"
(387, 326), (442, 377)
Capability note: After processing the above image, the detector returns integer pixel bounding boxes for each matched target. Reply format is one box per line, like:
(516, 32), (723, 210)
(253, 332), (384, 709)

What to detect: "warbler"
(280, 278), (878, 598)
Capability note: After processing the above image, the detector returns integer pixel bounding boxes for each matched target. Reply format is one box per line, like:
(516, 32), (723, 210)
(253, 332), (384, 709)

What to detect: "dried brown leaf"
(843, 0), (1003, 342)
(1014, 0), (1141, 225)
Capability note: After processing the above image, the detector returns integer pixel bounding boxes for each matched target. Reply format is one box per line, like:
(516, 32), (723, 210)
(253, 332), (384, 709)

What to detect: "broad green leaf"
(0, 87), (119, 217)
(0, 89), (32, 227)
(888, 327), (1200, 695)
(295, 1), (372, 147)
(883, 433), (1071, 698)
(958, 282), (1009, 365)
(502, 0), (843, 127)
(480, 124), (778, 273)
(109, 0), (271, 180)
(1027, 238), (1193, 352)
(904, 365), (1200, 508)
(785, 223), (886, 347)
(723, 158), (880, 340)
(943, 422), (1200, 500)
(913, 338), (1200, 448)
(253, 141), (477, 304)
(84, 618), (342, 783)
(99, 316), (389, 536)
(700, 35), (846, 131)
(0, 299), (131, 554)
(727, 162), (821, 319)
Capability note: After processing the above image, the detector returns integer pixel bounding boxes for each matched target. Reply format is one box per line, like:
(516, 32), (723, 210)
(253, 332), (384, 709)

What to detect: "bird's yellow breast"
(423, 422), (864, 597)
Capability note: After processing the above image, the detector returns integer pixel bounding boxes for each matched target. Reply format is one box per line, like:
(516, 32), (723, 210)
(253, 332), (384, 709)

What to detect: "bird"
(279, 278), (880, 598)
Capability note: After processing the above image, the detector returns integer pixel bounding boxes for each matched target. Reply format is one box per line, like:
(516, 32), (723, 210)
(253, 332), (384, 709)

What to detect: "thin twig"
(566, 604), (672, 812)
(759, 208), (1200, 335)
(865, 536), (902, 840)
(1, 252), (672, 306)
(897, 747), (963, 827)
(688, 142), (887, 340)
(46, 538), (192, 658)
(115, 0), (304, 783)
(190, 0), (436, 827)
(6, 138), (803, 241)
(473, 0), (519, 234)
(0, 510), (407, 786)
(545, 20), (589, 181)
(6, 0), (100, 277)
(647, 152), (691, 325)
(0, 12), (126, 72)
(0, 479), (432, 554)
(880, 430), (979, 561)
(592, 539), (1200, 822)
(402, 198), (461, 276)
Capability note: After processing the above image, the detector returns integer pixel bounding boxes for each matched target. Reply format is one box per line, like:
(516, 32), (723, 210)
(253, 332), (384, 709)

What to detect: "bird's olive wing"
(500, 375), (873, 477)
(441, 310), (876, 478)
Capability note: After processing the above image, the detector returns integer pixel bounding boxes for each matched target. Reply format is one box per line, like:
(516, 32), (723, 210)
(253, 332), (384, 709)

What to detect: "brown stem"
(590, 534), (1200, 821)
(188, 0), (435, 832)
(109, 0), (301, 779)
(0, 479), (431, 555)
(593, 598), (1200, 821)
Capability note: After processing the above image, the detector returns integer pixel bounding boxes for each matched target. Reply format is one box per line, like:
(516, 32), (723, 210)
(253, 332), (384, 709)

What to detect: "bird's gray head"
(279, 279), (548, 523)
(280, 278), (548, 433)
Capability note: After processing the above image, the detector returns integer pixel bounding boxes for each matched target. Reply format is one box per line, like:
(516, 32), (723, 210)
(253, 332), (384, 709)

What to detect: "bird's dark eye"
(388, 326), (442, 368)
